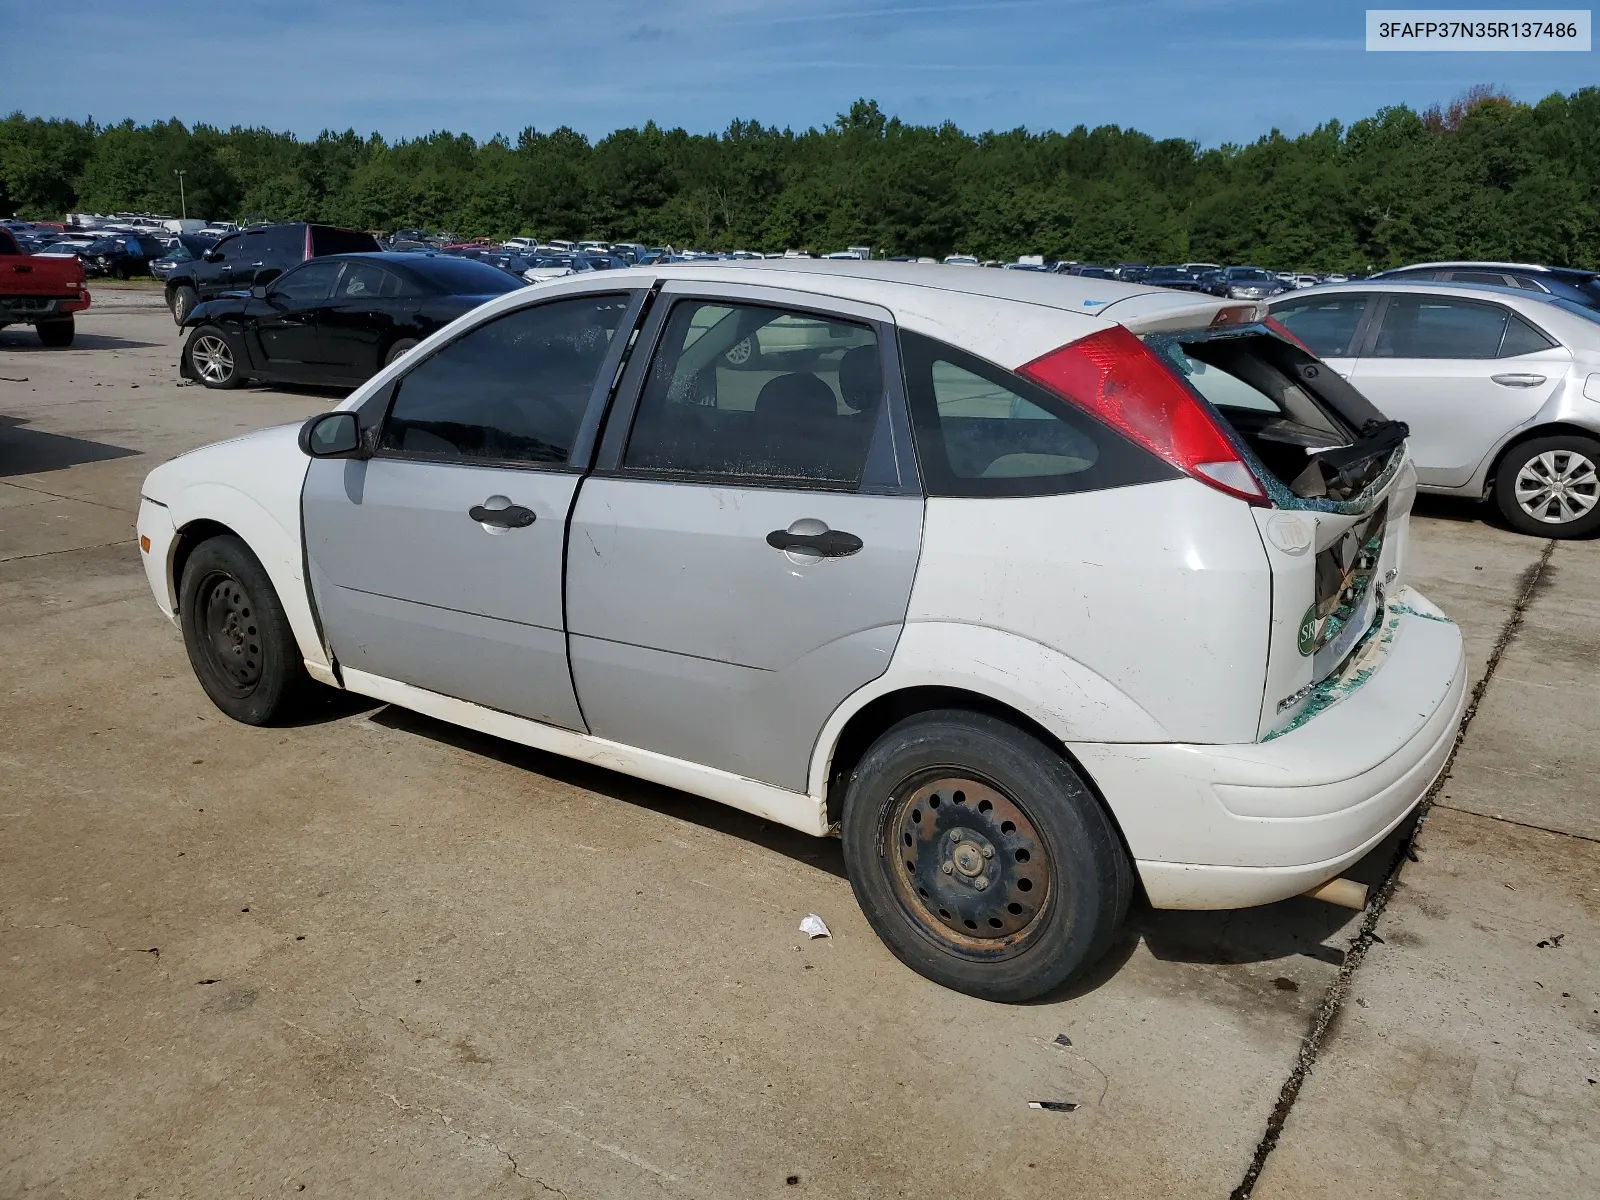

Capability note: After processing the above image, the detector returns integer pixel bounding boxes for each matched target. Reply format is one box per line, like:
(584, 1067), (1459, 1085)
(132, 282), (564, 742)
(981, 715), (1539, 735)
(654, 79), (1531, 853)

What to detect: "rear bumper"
(1072, 588), (1467, 909)
(0, 292), (89, 320)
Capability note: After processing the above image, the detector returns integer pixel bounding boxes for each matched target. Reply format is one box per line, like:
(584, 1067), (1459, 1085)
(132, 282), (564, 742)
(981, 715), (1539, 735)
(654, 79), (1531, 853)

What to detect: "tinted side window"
(310, 226), (382, 255)
(1270, 295), (1370, 357)
(272, 259), (343, 303)
(215, 234), (250, 262)
(1372, 296), (1508, 359)
(1449, 270), (1512, 287)
(1499, 313), (1556, 357)
(337, 261), (403, 298)
(900, 331), (1173, 498)
(623, 300), (881, 487)
(381, 294), (631, 466)
(260, 225), (304, 261)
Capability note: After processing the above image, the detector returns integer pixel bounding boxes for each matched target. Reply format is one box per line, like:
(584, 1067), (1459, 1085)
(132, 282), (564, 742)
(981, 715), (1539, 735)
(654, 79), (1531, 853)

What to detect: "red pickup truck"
(0, 228), (91, 346)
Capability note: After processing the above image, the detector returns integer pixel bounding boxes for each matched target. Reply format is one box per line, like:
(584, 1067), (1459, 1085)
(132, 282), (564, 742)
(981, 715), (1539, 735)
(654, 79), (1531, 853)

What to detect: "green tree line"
(2, 88), (1597, 271)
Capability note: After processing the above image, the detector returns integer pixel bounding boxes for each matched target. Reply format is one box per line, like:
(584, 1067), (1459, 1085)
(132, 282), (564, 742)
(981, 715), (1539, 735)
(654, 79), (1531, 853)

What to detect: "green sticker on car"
(1297, 605), (1318, 656)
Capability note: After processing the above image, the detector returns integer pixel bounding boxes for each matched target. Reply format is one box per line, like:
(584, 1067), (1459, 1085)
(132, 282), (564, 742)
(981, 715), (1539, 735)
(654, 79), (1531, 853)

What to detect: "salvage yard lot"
(2, 287), (1596, 1198)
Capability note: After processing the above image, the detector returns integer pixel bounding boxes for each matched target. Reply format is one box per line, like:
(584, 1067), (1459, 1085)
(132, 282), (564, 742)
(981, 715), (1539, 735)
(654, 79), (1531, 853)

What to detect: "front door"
(566, 286), (924, 792)
(1267, 290), (1374, 383)
(303, 290), (641, 729)
(252, 258), (343, 379)
(1349, 294), (1569, 487)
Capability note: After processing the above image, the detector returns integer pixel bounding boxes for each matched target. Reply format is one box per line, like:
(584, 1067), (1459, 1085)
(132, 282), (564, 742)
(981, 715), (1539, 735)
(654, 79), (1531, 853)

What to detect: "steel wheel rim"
(1514, 450), (1599, 524)
(197, 571), (261, 696)
(724, 337), (752, 365)
(192, 335), (234, 384)
(883, 773), (1053, 958)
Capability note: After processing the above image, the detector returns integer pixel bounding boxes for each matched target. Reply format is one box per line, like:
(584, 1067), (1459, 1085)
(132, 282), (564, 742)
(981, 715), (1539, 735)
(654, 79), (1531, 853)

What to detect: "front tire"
(178, 535), (310, 725)
(170, 284), (198, 325)
(184, 325), (242, 389)
(36, 317), (74, 348)
(1494, 434), (1600, 538)
(384, 338), (419, 366)
(841, 710), (1132, 1002)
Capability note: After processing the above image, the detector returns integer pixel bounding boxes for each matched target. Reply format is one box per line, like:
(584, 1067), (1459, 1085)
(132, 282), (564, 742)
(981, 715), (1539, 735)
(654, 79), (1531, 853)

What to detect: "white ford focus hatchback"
(137, 261), (1466, 1001)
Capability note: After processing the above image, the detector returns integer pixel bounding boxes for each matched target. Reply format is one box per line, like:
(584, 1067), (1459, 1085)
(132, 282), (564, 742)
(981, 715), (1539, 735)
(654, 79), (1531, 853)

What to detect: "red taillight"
(1264, 315), (1314, 355)
(1018, 325), (1267, 504)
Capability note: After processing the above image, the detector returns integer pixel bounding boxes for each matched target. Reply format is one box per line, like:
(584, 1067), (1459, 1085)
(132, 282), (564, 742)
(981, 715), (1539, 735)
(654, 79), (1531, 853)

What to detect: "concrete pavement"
(2, 289), (1595, 1198)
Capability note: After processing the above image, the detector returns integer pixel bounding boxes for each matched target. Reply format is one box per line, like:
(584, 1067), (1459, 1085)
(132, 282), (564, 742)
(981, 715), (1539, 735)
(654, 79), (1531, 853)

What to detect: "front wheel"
(841, 710), (1132, 1002)
(1494, 434), (1600, 538)
(184, 325), (242, 389)
(170, 284), (198, 325)
(178, 534), (311, 725)
(36, 317), (74, 348)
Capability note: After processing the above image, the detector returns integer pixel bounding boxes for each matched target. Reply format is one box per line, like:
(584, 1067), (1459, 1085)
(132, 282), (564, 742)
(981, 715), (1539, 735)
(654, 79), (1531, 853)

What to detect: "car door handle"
(1491, 373), (1547, 388)
(12, 263), (32, 273)
(469, 502), (536, 529)
(766, 522), (863, 557)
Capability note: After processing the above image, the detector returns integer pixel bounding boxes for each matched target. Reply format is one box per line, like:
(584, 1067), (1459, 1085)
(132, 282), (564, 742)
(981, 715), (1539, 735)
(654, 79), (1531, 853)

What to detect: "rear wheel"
(178, 534), (310, 725)
(841, 710), (1132, 1002)
(384, 338), (419, 366)
(36, 317), (74, 348)
(170, 284), (198, 325)
(184, 325), (241, 389)
(1494, 434), (1600, 538)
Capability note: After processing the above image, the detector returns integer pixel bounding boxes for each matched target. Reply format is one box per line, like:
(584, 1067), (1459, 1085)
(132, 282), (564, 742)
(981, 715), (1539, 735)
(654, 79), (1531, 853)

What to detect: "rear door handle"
(766, 520), (863, 558)
(12, 264), (32, 273)
(1491, 373), (1547, 388)
(469, 501), (536, 529)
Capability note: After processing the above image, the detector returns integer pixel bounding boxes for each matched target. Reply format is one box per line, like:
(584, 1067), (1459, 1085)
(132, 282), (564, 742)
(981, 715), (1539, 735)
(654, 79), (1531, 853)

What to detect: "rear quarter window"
(899, 331), (1175, 498)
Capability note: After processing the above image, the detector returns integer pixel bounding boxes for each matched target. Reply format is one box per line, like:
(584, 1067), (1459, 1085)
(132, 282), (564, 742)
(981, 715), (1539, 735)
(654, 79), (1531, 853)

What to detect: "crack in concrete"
(1229, 537), (1556, 1200)
(0, 538), (134, 564)
(375, 1084), (568, 1192)
(1431, 806), (1600, 846)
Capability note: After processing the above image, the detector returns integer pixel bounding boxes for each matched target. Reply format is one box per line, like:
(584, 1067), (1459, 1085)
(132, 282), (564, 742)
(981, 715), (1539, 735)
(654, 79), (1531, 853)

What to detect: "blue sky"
(2, 0), (1594, 145)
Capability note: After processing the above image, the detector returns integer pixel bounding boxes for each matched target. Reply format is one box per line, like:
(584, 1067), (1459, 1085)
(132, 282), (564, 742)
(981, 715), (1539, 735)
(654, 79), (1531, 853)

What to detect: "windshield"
(1230, 268), (1273, 281)
(527, 256), (573, 267)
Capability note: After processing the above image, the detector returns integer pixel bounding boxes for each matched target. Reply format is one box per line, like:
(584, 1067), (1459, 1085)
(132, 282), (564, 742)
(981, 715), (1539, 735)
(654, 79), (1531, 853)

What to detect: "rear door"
(252, 259), (343, 379)
(303, 289), (642, 729)
(1349, 293), (1569, 486)
(565, 282), (923, 792)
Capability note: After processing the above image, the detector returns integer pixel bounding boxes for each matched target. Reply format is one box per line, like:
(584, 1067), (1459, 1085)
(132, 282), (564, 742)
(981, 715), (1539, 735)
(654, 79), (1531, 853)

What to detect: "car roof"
(1384, 261), (1599, 279)
(1274, 278), (1543, 303)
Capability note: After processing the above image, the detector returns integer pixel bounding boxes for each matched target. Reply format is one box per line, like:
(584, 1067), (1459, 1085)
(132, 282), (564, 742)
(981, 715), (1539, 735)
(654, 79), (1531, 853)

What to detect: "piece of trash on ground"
(1052, 1033), (1073, 1047)
(1028, 1100), (1079, 1112)
(1536, 933), (1565, 948)
(799, 914), (830, 939)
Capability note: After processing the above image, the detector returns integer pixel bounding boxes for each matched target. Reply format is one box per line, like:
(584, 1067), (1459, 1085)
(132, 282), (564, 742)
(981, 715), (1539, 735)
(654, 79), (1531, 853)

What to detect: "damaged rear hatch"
(1106, 295), (1414, 738)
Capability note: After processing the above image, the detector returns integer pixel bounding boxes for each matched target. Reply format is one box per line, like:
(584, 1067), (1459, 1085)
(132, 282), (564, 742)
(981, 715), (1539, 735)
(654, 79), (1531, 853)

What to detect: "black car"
(1066, 264), (1117, 279)
(78, 233), (169, 279)
(1144, 265), (1207, 292)
(178, 252), (523, 390)
(164, 222), (381, 325)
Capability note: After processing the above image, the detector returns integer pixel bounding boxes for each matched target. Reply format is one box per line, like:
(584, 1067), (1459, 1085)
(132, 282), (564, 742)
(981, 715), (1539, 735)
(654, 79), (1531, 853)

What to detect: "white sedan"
(1272, 280), (1600, 536)
(137, 262), (1465, 1001)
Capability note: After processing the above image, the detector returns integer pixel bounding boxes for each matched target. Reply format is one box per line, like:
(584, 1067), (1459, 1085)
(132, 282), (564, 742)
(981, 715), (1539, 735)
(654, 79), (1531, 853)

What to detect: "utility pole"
(173, 170), (187, 220)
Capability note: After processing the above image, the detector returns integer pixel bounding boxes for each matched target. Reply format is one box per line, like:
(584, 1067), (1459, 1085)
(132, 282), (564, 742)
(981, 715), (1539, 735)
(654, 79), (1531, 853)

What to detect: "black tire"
(36, 317), (74, 348)
(184, 324), (242, 390)
(178, 534), (310, 725)
(1493, 434), (1600, 538)
(384, 338), (419, 366)
(171, 284), (198, 325)
(840, 710), (1132, 1002)
(111, 262), (129, 280)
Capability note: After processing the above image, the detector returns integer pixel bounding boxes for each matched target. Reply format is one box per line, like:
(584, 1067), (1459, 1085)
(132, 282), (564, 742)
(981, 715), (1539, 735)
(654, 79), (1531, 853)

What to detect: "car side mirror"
(250, 284), (269, 300)
(298, 411), (365, 459)
(203, 249), (222, 262)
